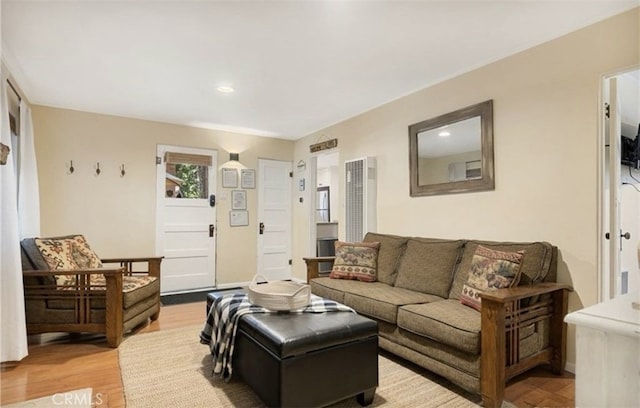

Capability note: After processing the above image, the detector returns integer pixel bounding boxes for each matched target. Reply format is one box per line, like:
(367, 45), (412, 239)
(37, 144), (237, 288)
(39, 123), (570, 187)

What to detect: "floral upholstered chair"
(20, 235), (162, 347)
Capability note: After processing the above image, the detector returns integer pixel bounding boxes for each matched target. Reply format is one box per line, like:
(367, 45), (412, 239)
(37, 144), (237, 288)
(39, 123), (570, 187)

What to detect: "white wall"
(291, 8), (639, 368)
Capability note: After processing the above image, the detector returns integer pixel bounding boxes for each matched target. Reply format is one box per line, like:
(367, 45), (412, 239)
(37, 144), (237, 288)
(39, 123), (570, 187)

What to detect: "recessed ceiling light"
(216, 85), (235, 93)
(438, 131), (451, 137)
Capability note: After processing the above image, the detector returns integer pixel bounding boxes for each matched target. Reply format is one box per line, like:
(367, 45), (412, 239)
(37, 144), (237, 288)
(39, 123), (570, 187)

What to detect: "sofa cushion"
(394, 238), (465, 298)
(310, 277), (440, 324)
(343, 285), (442, 324)
(460, 245), (524, 311)
(329, 241), (380, 282)
(363, 233), (408, 285)
(309, 278), (348, 304)
(397, 299), (481, 355)
(449, 240), (555, 299)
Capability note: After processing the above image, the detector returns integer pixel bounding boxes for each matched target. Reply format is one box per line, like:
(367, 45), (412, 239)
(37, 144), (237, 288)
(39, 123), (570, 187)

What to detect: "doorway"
(600, 69), (640, 300)
(312, 151), (339, 274)
(155, 145), (217, 294)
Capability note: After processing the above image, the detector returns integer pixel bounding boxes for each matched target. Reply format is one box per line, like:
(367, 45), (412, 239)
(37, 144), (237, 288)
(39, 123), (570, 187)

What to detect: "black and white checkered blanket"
(199, 293), (354, 380)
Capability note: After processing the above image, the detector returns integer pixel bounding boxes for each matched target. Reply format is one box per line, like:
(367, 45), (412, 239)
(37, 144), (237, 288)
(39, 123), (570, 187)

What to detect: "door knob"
(209, 224), (215, 237)
(605, 231), (631, 250)
(605, 231), (631, 240)
(259, 222), (264, 235)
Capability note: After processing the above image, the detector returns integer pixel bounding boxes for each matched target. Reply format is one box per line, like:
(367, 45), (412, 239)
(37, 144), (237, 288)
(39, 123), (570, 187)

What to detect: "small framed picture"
(241, 169), (256, 189)
(230, 210), (249, 227)
(231, 190), (247, 210)
(222, 168), (238, 188)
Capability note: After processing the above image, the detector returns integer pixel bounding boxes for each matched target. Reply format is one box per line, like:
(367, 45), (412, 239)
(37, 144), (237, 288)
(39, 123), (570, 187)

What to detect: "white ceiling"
(2, 1), (637, 140)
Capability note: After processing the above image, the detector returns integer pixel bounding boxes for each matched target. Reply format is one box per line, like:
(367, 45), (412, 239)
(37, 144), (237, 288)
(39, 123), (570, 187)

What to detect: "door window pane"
(165, 162), (209, 198)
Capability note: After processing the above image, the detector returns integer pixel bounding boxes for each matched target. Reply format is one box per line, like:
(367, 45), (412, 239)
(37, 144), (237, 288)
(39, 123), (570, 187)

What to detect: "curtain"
(18, 100), (40, 238)
(0, 78), (28, 362)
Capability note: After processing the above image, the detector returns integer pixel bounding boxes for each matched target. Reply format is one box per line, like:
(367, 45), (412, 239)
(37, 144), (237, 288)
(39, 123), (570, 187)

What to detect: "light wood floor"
(0, 301), (574, 407)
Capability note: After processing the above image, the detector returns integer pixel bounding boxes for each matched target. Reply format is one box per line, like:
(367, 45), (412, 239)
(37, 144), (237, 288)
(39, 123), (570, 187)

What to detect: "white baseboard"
(564, 362), (576, 374)
(216, 281), (251, 289)
(161, 287), (215, 296)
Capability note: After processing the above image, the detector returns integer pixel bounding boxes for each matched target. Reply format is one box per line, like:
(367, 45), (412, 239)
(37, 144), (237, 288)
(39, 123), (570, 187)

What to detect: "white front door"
(257, 159), (292, 281)
(156, 145), (217, 294)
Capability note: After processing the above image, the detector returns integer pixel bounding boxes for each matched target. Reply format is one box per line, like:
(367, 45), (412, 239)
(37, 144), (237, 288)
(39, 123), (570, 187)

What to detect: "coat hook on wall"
(68, 160), (75, 174)
(95, 162), (101, 176)
(120, 164), (126, 177)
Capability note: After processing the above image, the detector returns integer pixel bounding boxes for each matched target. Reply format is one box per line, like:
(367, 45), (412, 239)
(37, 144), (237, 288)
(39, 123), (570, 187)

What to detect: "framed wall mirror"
(409, 100), (494, 196)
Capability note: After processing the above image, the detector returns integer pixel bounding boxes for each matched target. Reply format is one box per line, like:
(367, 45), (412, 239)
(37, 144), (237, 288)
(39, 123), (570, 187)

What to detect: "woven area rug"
(119, 325), (511, 408)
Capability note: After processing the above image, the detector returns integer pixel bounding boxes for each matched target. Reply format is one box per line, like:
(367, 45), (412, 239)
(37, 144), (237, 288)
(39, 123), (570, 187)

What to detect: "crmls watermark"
(51, 391), (103, 406)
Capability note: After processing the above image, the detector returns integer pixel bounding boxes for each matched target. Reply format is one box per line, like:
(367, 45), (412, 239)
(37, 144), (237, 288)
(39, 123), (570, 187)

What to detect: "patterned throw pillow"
(460, 245), (524, 311)
(35, 235), (103, 286)
(329, 241), (380, 282)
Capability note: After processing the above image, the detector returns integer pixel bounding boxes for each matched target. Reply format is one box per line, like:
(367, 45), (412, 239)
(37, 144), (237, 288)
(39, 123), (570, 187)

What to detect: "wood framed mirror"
(409, 100), (494, 196)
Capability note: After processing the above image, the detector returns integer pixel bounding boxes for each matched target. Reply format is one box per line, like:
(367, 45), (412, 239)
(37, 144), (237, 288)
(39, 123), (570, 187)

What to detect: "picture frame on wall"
(229, 210), (249, 227)
(241, 169), (256, 189)
(222, 168), (238, 188)
(231, 190), (247, 210)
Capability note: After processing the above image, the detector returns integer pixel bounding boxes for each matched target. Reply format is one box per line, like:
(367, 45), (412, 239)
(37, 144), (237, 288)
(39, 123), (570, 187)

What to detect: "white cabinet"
(564, 294), (640, 407)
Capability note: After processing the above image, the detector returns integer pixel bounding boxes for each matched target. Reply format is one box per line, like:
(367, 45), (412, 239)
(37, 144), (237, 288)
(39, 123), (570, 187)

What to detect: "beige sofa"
(304, 232), (570, 408)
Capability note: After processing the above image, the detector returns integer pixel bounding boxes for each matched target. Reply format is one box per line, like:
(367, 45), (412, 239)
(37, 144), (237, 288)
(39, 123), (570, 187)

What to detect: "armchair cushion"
(47, 276), (160, 309)
(33, 235), (102, 286)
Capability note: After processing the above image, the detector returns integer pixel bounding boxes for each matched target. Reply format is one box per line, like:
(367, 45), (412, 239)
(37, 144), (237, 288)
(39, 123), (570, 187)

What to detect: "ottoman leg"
(357, 387), (376, 406)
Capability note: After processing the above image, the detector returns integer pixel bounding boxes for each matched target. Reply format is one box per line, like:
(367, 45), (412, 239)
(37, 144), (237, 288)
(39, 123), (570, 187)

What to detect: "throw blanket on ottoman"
(199, 293), (354, 380)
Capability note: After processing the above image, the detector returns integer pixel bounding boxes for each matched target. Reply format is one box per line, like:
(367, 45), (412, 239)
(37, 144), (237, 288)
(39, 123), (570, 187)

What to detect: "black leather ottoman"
(206, 291), (378, 408)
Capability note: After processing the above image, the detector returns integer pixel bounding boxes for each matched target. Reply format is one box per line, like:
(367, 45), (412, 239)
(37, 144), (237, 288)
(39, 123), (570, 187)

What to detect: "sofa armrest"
(302, 256), (335, 282)
(101, 256), (163, 279)
(479, 282), (572, 304)
(479, 282), (571, 407)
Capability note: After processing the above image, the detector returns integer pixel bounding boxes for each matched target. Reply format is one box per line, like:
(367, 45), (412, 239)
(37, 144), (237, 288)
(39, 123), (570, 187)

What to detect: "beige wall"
(292, 8), (639, 367)
(31, 106), (294, 286)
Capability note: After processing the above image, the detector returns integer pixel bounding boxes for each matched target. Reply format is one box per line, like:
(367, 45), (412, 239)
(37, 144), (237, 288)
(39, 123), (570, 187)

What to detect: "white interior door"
(257, 159), (292, 281)
(607, 77), (622, 299)
(156, 145), (217, 294)
(602, 73), (640, 300)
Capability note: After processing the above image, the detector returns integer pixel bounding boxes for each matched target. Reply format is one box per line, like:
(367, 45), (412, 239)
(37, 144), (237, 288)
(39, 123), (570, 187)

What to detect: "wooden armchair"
(20, 235), (162, 347)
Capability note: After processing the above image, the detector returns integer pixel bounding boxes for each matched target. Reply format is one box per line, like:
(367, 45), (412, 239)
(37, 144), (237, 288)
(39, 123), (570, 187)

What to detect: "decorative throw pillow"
(35, 235), (103, 286)
(460, 245), (524, 311)
(329, 241), (380, 282)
